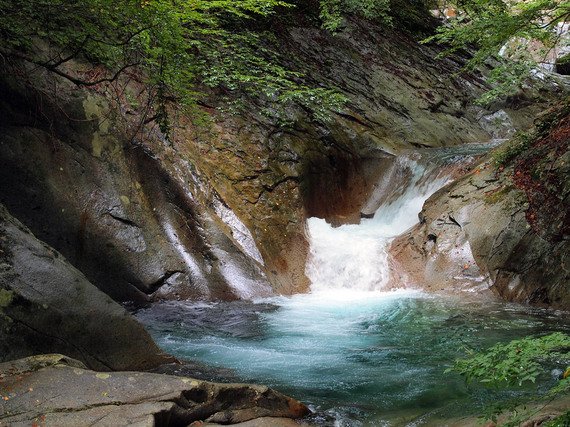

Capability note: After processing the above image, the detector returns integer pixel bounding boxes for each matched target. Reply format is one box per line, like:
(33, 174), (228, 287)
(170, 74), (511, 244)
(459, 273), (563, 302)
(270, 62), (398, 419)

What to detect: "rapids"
(134, 144), (570, 426)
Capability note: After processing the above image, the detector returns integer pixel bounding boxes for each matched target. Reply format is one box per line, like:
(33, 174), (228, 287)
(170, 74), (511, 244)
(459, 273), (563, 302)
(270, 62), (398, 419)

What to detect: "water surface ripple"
(135, 293), (570, 425)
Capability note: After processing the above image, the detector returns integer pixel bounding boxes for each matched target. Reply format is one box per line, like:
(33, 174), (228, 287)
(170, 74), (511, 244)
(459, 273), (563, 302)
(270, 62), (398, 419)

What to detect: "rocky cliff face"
(0, 63), (274, 302)
(0, 203), (173, 370)
(0, 15), (560, 303)
(390, 102), (569, 309)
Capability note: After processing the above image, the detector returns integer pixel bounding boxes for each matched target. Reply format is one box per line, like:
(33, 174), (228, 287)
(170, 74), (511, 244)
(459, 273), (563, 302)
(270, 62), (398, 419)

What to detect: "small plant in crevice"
(491, 132), (533, 166)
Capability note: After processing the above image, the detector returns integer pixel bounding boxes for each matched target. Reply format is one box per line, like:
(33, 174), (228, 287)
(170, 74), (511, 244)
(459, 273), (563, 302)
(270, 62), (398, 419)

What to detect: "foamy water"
(306, 153), (451, 293)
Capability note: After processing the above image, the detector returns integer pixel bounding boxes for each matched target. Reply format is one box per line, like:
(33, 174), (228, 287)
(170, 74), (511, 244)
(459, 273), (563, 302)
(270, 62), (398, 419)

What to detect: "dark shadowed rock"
(0, 354), (310, 426)
(0, 203), (174, 370)
(0, 63), (273, 302)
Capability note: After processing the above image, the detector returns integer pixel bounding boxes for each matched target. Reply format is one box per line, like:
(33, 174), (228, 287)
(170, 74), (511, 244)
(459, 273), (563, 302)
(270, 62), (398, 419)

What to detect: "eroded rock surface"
(0, 12), (564, 301)
(0, 64), (273, 302)
(0, 203), (174, 370)
(0, 354), (310, 426)
(390, 104), (570, 308)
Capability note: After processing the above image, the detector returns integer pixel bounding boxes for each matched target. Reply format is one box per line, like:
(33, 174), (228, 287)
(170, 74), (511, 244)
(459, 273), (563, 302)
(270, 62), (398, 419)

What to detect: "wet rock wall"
(0, 13), (563, 302)
(390, 103), (570, 309)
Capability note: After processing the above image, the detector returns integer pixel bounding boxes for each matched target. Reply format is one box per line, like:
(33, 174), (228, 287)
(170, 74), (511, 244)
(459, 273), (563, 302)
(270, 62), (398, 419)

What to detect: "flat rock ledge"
(0, 354), (310, 426)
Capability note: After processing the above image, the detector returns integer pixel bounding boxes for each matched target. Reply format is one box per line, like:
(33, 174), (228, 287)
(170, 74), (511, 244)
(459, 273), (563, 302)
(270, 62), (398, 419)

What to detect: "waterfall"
(134, 142), (565, 427)
(305, 155), (441, 293)
(305, 147), (483, 294)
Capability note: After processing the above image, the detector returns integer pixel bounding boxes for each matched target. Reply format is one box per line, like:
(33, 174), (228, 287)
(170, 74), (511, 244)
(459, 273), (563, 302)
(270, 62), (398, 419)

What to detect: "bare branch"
(0, 45), (139, 86)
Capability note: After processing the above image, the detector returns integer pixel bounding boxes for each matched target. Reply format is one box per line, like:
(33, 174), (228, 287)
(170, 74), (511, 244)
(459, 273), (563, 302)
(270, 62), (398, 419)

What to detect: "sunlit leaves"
(0, 0), (351, 136)
(319, 0), (392, 31)
(446, 332), (570, 425)
(196, 0), (293, 17)
(447, 332), (570, 388)
(425, 0), (570, 62)
(422, 0), (570, 102)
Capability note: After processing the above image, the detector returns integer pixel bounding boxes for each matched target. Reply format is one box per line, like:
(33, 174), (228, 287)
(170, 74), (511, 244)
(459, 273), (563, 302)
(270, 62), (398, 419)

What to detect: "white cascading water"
(306, 153), (451, 294)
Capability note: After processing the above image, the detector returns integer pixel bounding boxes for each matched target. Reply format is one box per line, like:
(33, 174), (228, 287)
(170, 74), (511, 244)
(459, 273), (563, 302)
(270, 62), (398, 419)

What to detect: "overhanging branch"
(0, 45), (139, 87)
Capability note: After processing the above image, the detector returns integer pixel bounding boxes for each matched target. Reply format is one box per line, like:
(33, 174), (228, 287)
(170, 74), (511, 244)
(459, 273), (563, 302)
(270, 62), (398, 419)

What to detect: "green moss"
(530, 159), (546, 181)
(485, 184), (516, 205)
(0, 289), (16, 308)
(491, 132), (532, 166)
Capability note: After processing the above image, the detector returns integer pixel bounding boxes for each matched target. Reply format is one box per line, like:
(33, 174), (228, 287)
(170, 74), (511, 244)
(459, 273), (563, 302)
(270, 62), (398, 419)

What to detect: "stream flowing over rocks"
(0, 15), (562, 304)
(1, 6), (569, 426)
(389, 104), (570, 308)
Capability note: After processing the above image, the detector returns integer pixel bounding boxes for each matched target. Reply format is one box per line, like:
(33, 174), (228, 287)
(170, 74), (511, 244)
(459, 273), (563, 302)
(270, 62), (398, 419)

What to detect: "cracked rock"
(0, 355), (310, 427)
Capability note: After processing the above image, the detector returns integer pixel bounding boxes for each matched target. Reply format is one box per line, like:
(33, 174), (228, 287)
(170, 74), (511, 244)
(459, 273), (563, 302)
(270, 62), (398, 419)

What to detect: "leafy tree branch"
(423, 0), (570, 103)
(0, 0), (442, 135)
(447, 332), (570, 425)
(0, 0), (353, 137)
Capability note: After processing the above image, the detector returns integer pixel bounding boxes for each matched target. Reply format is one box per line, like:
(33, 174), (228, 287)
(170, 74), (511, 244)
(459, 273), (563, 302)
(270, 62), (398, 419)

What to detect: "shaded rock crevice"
(105, 212), (140, 229)
(148, 270), (187, 295)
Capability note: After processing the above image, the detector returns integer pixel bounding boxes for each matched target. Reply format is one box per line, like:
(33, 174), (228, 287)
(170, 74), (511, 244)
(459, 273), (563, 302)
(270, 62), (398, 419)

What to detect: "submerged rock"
(0, 203), (174, 370)
(0, 354), (310, 426)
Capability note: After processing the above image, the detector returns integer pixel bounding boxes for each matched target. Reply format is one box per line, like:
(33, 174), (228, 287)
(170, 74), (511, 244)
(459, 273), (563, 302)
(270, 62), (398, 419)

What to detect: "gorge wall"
(2, 5), (569, 425)
(0, 14), (561, 306)
(0, 203), (174, 370)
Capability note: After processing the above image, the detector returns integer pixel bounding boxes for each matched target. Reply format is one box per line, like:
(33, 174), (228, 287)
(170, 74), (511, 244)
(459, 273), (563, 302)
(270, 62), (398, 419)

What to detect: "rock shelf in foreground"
(0, 354), (310, 426)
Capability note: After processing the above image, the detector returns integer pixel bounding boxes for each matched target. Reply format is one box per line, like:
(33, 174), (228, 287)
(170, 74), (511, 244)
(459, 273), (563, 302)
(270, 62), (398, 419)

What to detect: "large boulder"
(390, 103), (570, 309)
(0, 203), (174, 370)
(0, 62), (273, 302)
(0, 354), (310, 426)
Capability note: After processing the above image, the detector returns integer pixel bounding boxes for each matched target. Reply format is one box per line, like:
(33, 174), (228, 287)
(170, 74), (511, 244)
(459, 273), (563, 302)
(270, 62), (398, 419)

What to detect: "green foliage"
(491, 131), (533, 165)
(544, 409), (570, 426)
(0, 0), (353, 137)
(389, 0), (437, 38)
(476, 398), (541, 426)
(0, 0), (442, 133)
(318, 0), (392, 31)
(475, 62), (535, 106)
(447, 332), (570, 425)
(447, 332), (570, 387)
(423, 0), (570, 102)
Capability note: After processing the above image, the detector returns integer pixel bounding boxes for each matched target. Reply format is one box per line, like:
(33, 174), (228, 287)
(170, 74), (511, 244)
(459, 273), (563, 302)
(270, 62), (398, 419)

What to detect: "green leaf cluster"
(425, 0), (570, 64)
(491, 131), (533, 165)
(448, 332), (570, 387)
(423, 0), (570, 102)
(318, 0), (392, 31)
(0, 0), (357, 136)
(447, 332), (570, 425)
